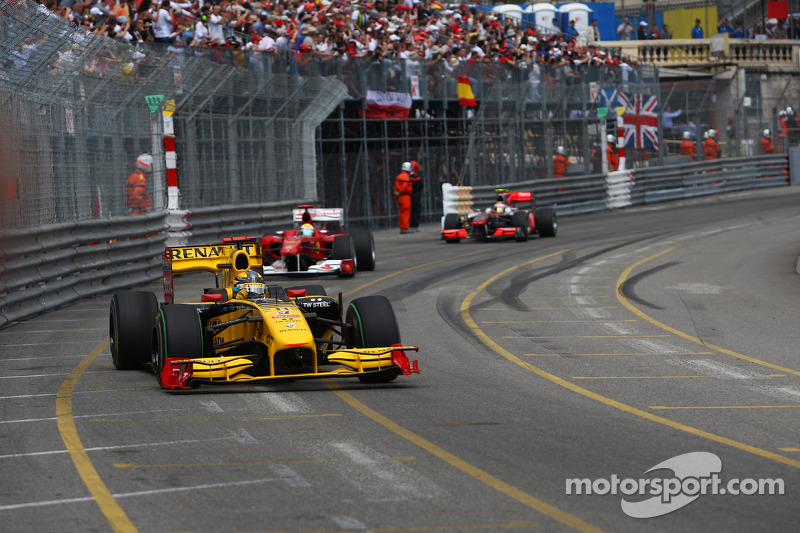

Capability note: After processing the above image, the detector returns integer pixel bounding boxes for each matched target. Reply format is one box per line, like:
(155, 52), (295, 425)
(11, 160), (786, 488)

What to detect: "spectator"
(617, 17), (634, 40)
(691, 18), (704, 39)
(731, 21), (751, 38)
(660, 24), (672, 39)
(661, 105), (682, 134)
(585, 19), (600, 44)
(564, 20), (578, 40)
(151, 0), (173, 43)
(637, 21), (648, 40)
(717, 17), (733, 34)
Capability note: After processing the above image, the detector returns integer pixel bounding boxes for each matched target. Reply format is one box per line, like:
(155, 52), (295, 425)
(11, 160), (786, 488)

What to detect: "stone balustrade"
(596, 37), (799, 71)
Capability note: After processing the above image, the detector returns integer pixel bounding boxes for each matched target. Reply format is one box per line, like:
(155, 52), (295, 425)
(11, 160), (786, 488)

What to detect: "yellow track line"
(328, 380), (602, 533)
(56, 339), (137, 533)
(462, 248), (800, 470)
(616, 246), (800, 377)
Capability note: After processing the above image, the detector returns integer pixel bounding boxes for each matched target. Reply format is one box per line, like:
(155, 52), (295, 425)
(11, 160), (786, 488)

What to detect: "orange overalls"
(125, 170), (151, 215)
(679, 139), (697, 160)
(703, 138), (721, 160)
(553, 153), (571, 178)
(393, 170), (413, 231)
(606, 143), (619, 171)
(761, 136), (774, 154)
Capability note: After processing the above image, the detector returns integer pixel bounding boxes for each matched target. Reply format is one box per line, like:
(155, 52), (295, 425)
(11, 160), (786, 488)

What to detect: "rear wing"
(504, 191), (532, 205)
(161, 237), (262, 304)
(292, 206), (344, 226)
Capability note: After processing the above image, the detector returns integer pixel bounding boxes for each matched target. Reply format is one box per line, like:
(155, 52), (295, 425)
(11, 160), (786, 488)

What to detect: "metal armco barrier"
(0, 212), (168, 327)
(0, 201), (314, 327)
(441, 154), (790, 221)
(178, 200), (315, 245)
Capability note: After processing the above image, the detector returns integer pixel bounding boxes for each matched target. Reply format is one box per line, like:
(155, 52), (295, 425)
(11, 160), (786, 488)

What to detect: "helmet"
(779, 110), (787, 117)
(410, 160), (419, 172)
(763, 128), (771, 137)
(299, 223), (315, 237)
(787, 106), (794, 114)
(556, 145), (565, 155)
(234, 270), (266, 299)
(136, 154), (153, 171)
(493, 202), (506, 213)
(707, 129), (716, 138)
(703, 131), (708, 139)
(606, 134), (615, 144)
(401, 162), (412, 172)
(682, 131), (691, 139)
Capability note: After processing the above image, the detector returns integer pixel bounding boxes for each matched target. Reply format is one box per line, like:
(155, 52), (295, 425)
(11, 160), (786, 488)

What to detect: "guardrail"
(0, 200), (313, 328)
(441, 154), (789, 221)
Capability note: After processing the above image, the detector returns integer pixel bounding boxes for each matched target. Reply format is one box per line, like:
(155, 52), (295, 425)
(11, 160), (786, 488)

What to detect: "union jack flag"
(617, 92), (659, 150)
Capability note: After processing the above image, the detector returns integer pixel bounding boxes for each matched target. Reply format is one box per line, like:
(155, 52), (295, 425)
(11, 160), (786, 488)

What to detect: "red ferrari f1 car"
(261, 205), (376, 277)
(441, 190), (557, 243)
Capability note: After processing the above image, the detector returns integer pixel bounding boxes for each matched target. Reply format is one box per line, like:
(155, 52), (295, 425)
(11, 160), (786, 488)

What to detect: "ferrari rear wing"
(292, 206), (344, 226)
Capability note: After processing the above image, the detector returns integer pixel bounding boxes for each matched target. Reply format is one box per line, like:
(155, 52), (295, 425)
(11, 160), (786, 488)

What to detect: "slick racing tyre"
(332, 235), (356, 277)
(512, 210), (531, 242)
(109, 291), (158, 370)
(351, 230), (376, 271)
(443, 213), (462, 243)
(153, 304), (204, 386)
(536, 207), (558, 237)
(346, 295), (402, 384)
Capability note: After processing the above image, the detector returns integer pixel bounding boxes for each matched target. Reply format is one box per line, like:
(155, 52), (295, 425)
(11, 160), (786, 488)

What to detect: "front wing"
(160, 345), (420, 390)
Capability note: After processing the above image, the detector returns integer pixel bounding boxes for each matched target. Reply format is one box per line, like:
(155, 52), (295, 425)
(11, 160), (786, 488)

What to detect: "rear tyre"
(346, 295), (402, 384)
(152, 304), (204, 385)
(109, 291), (158, 370)
(536, 207), (558, 237)
(351, 230), (376, 271)
(512, 211), (530, 242)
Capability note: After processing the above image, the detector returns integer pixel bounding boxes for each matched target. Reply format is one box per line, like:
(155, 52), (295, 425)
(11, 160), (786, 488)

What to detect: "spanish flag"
(458, 76), (477, 107)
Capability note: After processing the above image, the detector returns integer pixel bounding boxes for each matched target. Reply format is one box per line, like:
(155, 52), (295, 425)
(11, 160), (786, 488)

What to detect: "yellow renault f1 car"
(109, 237), (419, 390)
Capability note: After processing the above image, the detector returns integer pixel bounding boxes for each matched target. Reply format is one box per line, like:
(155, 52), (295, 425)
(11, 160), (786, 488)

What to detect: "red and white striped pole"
(617, 107), (626, 171)
(162, 100), (179, 209)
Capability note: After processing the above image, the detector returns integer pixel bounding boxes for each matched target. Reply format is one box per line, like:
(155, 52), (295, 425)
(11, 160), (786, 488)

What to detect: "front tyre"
(512, 210), (530, 242)
(109, 291), (158, 370)
(346, 295), (402, 383)
(351, 230), (376, 271)
(536, 207), (557, 237)
(152, 304), (204, 386)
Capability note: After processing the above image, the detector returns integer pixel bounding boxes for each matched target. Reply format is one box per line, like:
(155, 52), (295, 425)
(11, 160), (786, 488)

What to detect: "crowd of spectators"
(36, 0), (800, 102)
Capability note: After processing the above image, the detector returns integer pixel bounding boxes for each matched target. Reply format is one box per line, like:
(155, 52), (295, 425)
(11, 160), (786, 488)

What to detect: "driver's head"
(300, 223), (315, 237)
(493, 202), (506, 213)
(234, 270), (266, 299)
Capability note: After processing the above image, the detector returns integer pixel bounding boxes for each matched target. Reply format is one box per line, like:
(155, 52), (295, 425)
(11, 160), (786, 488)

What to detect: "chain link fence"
(0, 0), (345, 230)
